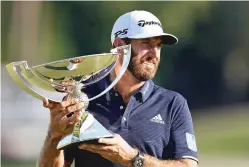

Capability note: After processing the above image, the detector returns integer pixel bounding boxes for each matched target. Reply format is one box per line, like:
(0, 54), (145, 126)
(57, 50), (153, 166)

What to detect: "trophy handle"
(6, 61), (46, 100)
(88, 44), (131, 101)
(6, 61), (68, 101)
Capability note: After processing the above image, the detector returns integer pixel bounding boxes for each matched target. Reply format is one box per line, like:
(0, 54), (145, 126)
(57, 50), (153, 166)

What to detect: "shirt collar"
(97, 75), (154, 102)
(138, 80), (154, 102)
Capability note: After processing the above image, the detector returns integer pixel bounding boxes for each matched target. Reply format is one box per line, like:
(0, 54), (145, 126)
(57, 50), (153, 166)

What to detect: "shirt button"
(115, 93), (119, 96)
(120, 105), (124, 110)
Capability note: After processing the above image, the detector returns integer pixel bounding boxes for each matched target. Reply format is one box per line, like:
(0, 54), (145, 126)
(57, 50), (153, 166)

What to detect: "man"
(38, 10), (198, 167)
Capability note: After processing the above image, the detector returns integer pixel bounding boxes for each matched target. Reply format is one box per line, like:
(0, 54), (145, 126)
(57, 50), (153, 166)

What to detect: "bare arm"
(37, 98), (84, 167)
(79, 134), (198, 167)
(38, 133), (67, 167)
(143, 154), (198, 167)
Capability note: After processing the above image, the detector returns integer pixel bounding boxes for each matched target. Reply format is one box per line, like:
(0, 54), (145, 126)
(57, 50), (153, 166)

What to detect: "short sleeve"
(167, 94), (198, 162)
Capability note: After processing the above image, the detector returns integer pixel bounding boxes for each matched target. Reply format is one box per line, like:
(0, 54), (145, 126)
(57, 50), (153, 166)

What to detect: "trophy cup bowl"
(6, 45), (131, 149)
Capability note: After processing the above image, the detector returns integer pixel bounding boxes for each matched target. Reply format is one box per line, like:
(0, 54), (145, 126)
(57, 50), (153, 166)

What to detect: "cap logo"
(114, 28), (128, 38)
(138, 20), (162, 28)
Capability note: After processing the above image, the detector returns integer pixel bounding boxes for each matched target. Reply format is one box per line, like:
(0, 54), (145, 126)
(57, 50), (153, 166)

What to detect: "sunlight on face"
(128, 37), (162, 81)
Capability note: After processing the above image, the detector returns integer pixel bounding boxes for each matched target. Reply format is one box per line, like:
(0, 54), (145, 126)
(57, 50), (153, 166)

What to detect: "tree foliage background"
(2, 1), (249, 109)
(1, 1), (249, 167)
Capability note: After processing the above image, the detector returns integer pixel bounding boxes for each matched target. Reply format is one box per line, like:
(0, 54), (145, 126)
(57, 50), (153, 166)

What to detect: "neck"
(110, 70), (145, 104)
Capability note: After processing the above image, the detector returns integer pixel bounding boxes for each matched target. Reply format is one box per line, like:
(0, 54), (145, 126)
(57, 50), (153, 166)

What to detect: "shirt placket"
(121, 96), (136, 130)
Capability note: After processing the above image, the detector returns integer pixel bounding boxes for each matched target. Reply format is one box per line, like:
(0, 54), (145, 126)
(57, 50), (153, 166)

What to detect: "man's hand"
(43, 97), (85, 139)
(79, 134), (138, 167)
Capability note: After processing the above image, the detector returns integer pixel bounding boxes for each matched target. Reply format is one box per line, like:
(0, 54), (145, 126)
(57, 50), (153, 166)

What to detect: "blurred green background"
(1, 1), (249, 167)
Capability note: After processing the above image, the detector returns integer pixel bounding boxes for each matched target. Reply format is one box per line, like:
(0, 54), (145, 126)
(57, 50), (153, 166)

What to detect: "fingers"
(78, 144), (120, 164)
(62, 98), (80, 108)
(55, 86), (67, 92)
(60, 110), (82, 126)
(63, 102), (84, 116)
(98, 137), (117, 145)
(43, 97), (49, 108)
(43, 97), (56, 109)
(63, 125), (74, 135)
(50, 98), (80, 115)
(43, 97), (49, 106)
(99, 134), (120, 144)
(79, 144), (115, 153)
(46, 98), (86, 137)
(68, 110), (82, 123)
(57, 110), (82, 136)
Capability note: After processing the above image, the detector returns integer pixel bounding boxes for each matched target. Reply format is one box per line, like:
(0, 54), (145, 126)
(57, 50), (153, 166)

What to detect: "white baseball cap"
(111, 10), (178, 45)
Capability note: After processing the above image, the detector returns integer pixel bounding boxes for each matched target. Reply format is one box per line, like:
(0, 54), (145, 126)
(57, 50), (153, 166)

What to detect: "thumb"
(43, 97), (49, 108)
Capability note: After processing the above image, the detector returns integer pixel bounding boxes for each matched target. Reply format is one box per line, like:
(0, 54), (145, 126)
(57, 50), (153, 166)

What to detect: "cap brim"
(128, 32), (178, 45)
(161, 33), (178, 45)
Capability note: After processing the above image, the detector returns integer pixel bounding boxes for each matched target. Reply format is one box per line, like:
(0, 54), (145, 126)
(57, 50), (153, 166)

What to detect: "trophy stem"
(67, 84), (90, 141)
(72, 111), (89, 140)
(67, 84), (89, 104)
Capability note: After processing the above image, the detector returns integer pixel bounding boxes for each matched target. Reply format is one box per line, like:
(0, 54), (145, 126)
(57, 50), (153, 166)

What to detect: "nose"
(149, 43), (159, 53)
(148, 40), (161, 52)
(146, 47), (157, 60)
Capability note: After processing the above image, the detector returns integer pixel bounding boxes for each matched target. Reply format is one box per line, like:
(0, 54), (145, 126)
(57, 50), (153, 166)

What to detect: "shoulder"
(151, 84), (192, 125)
(152, 84), (187, 105)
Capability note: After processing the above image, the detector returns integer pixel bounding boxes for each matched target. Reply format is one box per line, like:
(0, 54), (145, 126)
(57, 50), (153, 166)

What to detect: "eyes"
(140, 41), (162, 48)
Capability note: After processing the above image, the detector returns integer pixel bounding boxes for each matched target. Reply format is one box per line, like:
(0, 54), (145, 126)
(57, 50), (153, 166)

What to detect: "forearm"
(143, 154), (198, 167)
(37, 133), (65, 167)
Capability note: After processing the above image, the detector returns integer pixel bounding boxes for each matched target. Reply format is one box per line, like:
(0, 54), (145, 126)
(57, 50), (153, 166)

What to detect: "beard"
(127, 47), (159, 81)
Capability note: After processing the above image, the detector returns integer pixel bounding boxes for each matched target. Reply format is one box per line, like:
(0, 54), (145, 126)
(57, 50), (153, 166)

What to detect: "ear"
(113, 38), (126, 48)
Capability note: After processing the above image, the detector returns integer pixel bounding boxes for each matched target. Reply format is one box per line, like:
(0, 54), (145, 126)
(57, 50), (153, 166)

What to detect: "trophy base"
(57, 114), (114, 150)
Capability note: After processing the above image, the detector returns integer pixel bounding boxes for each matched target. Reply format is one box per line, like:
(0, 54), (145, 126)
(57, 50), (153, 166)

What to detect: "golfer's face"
(128, 37), (162, 81)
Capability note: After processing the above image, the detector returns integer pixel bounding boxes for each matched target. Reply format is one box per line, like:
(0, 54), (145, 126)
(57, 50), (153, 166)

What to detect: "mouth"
(143, 62), (155, 69)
